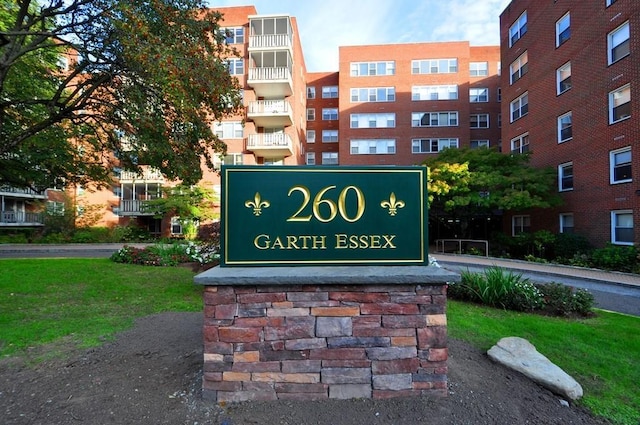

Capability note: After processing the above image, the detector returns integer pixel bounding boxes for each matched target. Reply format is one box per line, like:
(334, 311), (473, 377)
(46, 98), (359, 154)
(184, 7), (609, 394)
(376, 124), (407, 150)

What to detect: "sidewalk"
(433, 252), (640, 289)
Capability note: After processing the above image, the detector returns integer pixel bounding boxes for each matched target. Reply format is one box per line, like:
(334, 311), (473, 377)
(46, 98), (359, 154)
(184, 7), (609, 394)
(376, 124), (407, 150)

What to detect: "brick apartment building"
(500, 0), (639, 247)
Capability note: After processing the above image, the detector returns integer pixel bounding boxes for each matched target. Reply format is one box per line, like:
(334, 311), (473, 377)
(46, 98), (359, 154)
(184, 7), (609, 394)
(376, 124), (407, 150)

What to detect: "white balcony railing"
(249, 34), (292, 50)
(248, 100), (290, 114)
(0, 186), (47, 198)
(0, 211), (44, 225)
(248, 67), (292, 82)
(119, 169), (165, 182)
(247, 133), (293, 150)
(119, 199), (154, 215)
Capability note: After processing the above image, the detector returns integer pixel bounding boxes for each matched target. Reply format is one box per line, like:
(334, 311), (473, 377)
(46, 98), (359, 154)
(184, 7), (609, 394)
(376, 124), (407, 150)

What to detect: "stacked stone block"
(201, 283), (447, 402)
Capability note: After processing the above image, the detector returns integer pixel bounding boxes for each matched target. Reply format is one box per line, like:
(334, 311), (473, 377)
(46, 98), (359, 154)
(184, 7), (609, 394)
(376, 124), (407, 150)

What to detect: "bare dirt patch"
(0, 312), (609, 425)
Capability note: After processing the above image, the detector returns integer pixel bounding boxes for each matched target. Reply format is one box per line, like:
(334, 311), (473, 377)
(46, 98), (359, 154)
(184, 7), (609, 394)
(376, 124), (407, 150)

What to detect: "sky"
(206, 0), (512, 72)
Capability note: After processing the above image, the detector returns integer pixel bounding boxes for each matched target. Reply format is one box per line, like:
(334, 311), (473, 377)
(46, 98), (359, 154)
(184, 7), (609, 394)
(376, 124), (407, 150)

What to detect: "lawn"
(0, 258), (638, 424)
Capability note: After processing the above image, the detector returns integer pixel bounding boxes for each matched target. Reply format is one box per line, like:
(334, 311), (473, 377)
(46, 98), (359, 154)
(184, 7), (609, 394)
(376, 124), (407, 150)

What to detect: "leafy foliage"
(536, 283), (595, 317)
(590, 244), (639, 272)
(0, 0), (242, 190)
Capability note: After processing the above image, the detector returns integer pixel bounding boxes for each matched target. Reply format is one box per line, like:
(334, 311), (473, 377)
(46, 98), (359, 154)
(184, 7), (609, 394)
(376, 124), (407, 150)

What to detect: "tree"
(143, 183), (217, 240)
(425, 148), (562, 237)
(0, 0), (242, 191)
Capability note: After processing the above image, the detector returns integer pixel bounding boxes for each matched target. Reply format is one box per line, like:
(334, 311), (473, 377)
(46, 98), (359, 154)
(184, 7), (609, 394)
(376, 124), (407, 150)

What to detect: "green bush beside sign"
(221, 166), (428, 266)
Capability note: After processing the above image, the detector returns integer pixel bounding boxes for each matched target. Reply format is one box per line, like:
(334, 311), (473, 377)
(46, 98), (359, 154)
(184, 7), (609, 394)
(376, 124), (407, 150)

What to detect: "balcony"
(118, 199), (155, 216)
(247, 100), (294, 127)
(248, 66), (293, 98)
(249, 33), (293, 51)
(246, 133), (294, 159)
(0, 186), (47, 199)
(119, 169), (165, 183)
(0, 211), (44, 226)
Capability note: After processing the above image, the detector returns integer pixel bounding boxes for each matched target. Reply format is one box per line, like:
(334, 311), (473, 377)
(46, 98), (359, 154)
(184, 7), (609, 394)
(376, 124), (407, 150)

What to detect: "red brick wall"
(202, 283), (447, 402)
(500, 0), (640, 246)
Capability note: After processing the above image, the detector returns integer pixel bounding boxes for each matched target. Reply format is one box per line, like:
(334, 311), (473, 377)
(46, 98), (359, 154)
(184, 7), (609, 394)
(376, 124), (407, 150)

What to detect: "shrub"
(110, 242), (219, 267)
(590, 244), (638, 272)
(552, 233), (593, 262)
(536, 283), (595, 316)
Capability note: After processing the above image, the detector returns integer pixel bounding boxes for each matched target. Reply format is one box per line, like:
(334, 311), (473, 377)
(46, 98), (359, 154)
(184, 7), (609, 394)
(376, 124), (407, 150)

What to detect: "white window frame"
(511, 133), (530, 154)
(307, 86), (316, 99)
(411, 58), (458, 74)
(559, 213), (574, 234)
(350, 87), (396, 103)
(610, 146), (632, 184)
(510, 51), (528, 84)
(322, 86), (339, 98)
(306, 108), (315, 121)
(350, 113), (396, 128)
(221, 27), (244, 44)
(609, 84), (631, 124)
(322, 108), (338, 120)
(322, 130), (339, 143)
(557, 62), (572, 95)
(321, 152), (339, 165)
(470, 88), (489, 103)
(611, 210), (634, 245)
(226, 58), (244, 75)
(512, 215), (531, 236)
(412, 85), (458, 101)
(556, 13), (571, 47)
(470, 62), (488, 77)
(350, 61), (395, 76)
(411, 112), (458, 127)
(213, 121), (243, 139)
(510, 92), (529, 122)
(350, 139), (396, 155)
(306, 152), (316, 165)
(470, 114), (489, 129)
(306, 130), (316, 143)
(558, 162), (574, 192)
(411, 138), (459, 154)
(509, 11), (528, 47)
(608, 21), (629, 65)
(558, 112), (573, 143)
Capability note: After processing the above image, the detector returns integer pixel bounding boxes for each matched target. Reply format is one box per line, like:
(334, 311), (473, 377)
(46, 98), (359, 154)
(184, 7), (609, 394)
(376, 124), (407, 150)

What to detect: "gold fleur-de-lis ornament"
(380, 192), (405, 216)
(245, 192), (270, 216)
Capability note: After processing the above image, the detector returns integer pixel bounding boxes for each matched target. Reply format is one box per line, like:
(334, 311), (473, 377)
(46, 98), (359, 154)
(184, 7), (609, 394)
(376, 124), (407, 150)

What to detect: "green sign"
(220, 165), (428, 266)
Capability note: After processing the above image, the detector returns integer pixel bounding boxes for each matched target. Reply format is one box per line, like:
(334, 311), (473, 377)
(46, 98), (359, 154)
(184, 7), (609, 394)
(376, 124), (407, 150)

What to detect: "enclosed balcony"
(0, 211), (44, 226)
(119, 168), (165, 183)
(248, 15), (293, 51)
(247, 99), (294, 127)
(246, 133), (294, 159)
(118, 182), (162, 216)
(248, 50), (293, 98)
(0, 186), (47, 199)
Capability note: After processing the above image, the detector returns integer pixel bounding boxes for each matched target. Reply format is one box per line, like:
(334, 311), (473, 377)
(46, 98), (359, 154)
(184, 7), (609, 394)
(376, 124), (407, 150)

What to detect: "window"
(560, 213), (574, 234)
(226, 58), (244, 75)
(218, 153), (243, 166)
(213, 121), (243, 139)
(171, 217), (183, 236)
(470, 88), (489, 103)
(608, 22), (630, 64)
(307, 86), (316, 99)
(322, 86), (338, 98)
(412, 85), (458, 101)
(321, 152), (339, 165)
(411, 112), (458, 127)
(610, 147), (632, 184)
(412, 138), (459, 154)
(306, 152), (316, 165)
(470, 62), (488, 77)
(559, 162), (574, 191)
(411, 58), (457, 74)
(498, 113), (502, 128)
(306, 108), (315, 121)
(557, 62), (572, 94)
(612, 210), (633, 245)
(350, 87), (396, 102)
(306, 130), (316, 143)
(512, 215), (531, 235)
(497, 87), (502, 102)
(510, 92), (529, 121)
(510, 51), (528, 84)
(470, 140), (489, 149)
(322, 130), (338, 143)
(350, 113), (396, 128)
(470, 114), (489, 128)
(350, 139), (396, 155)
(509, 11), (528, 47)
(221, 27), (244, 44)
(350, 61), (395, 76)
(556, 13), (570, 46)
(606, 0), (617, 6)
(558, 112), (572, 142)
(322, 108), (338, 120)
(46, 201), (65, 216)
(609, 84), (631, 124)
(511, 133), (530, 154)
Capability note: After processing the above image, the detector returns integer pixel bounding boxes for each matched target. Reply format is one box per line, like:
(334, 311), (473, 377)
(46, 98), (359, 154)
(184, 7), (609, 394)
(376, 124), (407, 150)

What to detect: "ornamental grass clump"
(450, 266), (543, 312)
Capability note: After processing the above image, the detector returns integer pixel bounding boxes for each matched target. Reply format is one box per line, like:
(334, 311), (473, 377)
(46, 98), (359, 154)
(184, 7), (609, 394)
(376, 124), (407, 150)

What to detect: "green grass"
(1, 259), (638, 424)
(0, 258), (202, 357)
(448, 300), (640, 425)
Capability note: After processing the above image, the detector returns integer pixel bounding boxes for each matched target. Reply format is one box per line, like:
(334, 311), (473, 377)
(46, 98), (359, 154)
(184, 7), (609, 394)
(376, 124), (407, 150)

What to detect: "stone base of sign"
(194, 266), (459, 402)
